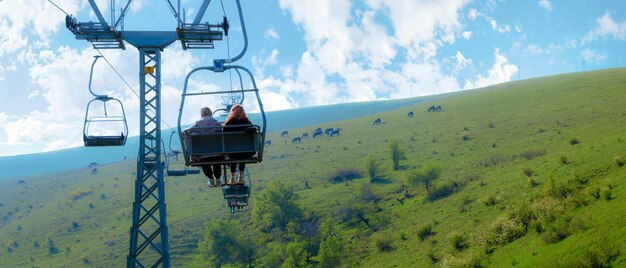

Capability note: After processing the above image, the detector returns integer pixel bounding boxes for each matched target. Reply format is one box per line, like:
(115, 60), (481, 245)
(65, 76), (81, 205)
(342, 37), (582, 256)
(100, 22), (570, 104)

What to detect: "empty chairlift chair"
(83, 56), (128, 147)
(222, 167), (252, 213)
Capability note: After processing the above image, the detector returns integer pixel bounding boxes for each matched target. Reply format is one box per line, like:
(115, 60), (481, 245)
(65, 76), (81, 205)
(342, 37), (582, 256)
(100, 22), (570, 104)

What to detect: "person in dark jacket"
(224, 104), (254, 185)
(188, 107), (222, 186)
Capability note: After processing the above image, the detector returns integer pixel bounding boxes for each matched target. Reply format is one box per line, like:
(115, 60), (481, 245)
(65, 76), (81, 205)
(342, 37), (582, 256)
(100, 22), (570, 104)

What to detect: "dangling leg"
(201, 165), (215, 186)
(213, 164), (222, 186)
(236, 163), (246, 185)
(229, 163), (237, 185)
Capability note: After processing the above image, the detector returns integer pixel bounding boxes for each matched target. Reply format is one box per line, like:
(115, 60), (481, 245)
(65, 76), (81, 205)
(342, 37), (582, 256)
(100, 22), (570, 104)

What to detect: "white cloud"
(581, 49), (607, 64)
(454, 51), (472, 72)
(264, 28), (280, 41)
(272, 0), (468, 107)
(489, 18), (510, 33)
(0, 0), (81, 56)
(462, 31), (472, 40)
(466, 48), (518, 89)
(539, 0), (553, 11)
(582, 11), (626, 44)
(280, 65), (294, 78)
(468, 9), (480, 20)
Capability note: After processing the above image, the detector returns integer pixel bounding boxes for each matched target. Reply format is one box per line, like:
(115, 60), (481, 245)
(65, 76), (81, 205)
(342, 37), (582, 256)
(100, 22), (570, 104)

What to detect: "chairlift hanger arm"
(114, 0), (134, 29)
(193, 0), (212, 25)
(88, 0), (109, 26)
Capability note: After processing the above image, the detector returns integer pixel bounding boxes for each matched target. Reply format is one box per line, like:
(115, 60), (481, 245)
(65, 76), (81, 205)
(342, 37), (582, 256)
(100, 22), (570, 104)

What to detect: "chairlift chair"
(164, 132), (189, 176)
(177, 62), (266, 168)
(83, 56), (128, 147)
(222, 167), (252, 214)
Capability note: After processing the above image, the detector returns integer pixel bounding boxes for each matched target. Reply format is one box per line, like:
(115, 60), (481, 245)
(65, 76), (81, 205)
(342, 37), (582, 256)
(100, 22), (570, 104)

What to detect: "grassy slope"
(0, 68), (624, 267)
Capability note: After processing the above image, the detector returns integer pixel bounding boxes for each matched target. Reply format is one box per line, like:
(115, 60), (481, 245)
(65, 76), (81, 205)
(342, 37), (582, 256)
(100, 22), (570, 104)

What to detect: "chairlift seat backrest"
(184, 126), (261, 166)
(84, 134), (126, 146)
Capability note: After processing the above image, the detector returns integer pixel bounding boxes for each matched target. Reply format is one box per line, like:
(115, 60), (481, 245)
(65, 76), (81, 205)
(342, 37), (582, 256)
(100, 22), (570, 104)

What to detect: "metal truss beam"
(128, 49), (170, 268)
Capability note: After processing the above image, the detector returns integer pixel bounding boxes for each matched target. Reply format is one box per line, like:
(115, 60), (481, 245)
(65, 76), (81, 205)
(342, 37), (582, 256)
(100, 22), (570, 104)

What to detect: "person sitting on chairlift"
(187, 107), (223, 186)
(224, 104), (254, 185)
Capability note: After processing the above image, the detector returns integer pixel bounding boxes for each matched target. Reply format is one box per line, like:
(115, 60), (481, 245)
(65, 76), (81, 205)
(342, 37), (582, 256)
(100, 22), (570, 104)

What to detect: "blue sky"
(0, 0), (625, 157)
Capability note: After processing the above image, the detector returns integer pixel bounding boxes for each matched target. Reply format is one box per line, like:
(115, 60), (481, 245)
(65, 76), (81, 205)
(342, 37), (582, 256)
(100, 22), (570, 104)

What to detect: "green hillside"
(0, 68), (624, 267)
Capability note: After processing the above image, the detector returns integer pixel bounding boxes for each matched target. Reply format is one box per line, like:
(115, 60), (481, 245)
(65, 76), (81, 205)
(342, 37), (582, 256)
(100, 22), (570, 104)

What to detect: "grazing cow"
(313, 130), (323, 138)
(408, 111), (414, 118)
(428, 105), (442, 112)
(17, 179), (25, 185)
(292, 137), (302, 144)
(91, 167), (98, 175)
(330, 128), (342, 137)
(281, 131), (289, 137)
(264, 140), (272, 146)
(373, 118), (382, 125)
(324, 128), (334, 135)
(301, 133), (309, 139)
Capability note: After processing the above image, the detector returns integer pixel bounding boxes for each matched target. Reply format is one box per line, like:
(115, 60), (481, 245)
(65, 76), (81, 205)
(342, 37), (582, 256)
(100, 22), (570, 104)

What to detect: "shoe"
(207, 179), (215, 187)
(235, 180), (245, 185)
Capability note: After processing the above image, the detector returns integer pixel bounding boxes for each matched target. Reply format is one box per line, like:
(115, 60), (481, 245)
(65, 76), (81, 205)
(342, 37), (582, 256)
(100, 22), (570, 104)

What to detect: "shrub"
(522, 167), (534, 177)
(389, 140), (405, 170)
(614, 156), (625, 167)
(69, 188), (94, 201)
(488, 122), (495, 128)
(363, 155), (379, 183)
(590, 188), (601, 200)
(463, 135), (470, 141)
(559, 155), (568, 164)
(372, 233), (394, 252)
(569, 138), (579, 145)
(427, 252), (439, 263)
(405, 164), (441, 193)
(488, 217), (527, 245)
(528, 177), (539, 188)
(519, 149), (546, 160)
(603, 189), (613, 201)
(426, 180), (466, 202)
(451, 234), (469, 251)
(47, 238), (59, 255)
(484, 196), (498, 207)
(327, 168), (361, 183)
(418, 224), (434, 241)
(546, 178), (574, 199)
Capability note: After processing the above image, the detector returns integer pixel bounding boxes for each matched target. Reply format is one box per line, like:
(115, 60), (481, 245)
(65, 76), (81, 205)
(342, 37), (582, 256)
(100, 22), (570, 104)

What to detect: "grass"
(0, 68), (625, 267)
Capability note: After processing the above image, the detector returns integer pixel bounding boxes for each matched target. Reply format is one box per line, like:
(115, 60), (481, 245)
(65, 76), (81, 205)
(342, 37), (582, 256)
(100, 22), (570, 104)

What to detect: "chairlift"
(83, 56), (128, 146)
(222, 167), (252, 214)
(177, 63), (266, 167)
(164, 131), (201, 176)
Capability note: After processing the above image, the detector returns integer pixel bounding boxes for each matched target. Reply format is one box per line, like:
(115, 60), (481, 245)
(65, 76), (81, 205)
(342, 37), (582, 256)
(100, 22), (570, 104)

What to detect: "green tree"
(389, 140), (405, 170)
(253, 181), (303, 232)
(281, 241), (307, 268)
(197, 220), (239, 267)
(363, 155), (380, 182)
(406, 164), (441, 193)
(316, 218), (343, 267)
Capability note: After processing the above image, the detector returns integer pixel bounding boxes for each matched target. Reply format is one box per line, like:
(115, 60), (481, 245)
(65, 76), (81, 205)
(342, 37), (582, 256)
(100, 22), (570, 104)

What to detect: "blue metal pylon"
(127, 49), (170, 267)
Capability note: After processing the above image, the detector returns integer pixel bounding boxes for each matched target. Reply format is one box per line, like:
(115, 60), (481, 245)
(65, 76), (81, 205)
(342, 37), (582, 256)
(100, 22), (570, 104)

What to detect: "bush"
(389, 140), (405, 170)
(363, 155), (379, 183)
(528, 177), (539, 188)
(405, 164), (441, 193)
(451, 234), (469, 251)
(426, 180), (466, 202)
(569, 138), (579, 145)
(522, 167), (534, 177)
(372, 233), (394, 252)
(462, 135), (470, 141)
(546, 178), (574, 199)
(69, 188), (94, 201)
(559, 155), (568, 164)
(488, 217), (527, 245)
(614, 156), (625, 167)
(603, 189), (613, 201)
(484, 196), (498, 207)
(327, 168), (361, 183)
(418, 224), (434, 241)
(427, 252), (439, 263)
(590, 187), (601, 200)
(519, 149), (546, 160)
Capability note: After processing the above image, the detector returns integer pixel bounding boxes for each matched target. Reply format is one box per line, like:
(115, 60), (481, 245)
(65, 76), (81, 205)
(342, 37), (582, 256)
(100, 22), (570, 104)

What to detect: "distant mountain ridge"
(0, 96), (437, 179)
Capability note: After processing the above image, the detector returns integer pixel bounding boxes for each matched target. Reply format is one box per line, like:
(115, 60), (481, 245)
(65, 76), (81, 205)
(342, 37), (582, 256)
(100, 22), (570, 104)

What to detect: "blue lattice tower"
(63, 1), (228, 266)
